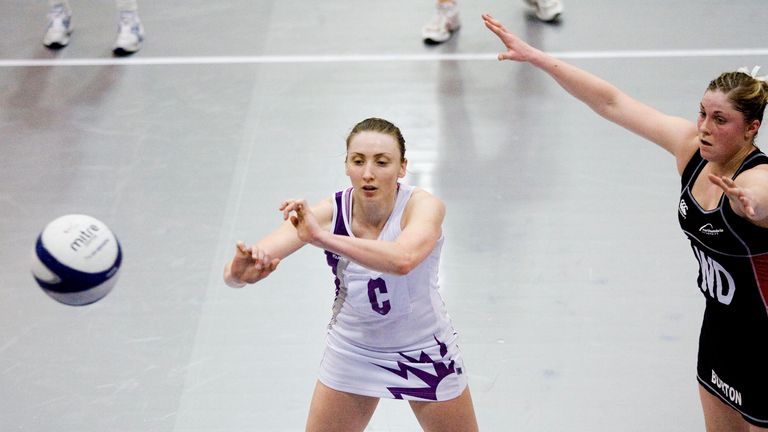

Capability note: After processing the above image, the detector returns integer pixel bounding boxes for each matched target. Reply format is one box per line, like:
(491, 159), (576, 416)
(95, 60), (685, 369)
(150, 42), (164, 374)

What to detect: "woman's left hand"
(708, 174), (763, 221)
(281, 199), (322, 244)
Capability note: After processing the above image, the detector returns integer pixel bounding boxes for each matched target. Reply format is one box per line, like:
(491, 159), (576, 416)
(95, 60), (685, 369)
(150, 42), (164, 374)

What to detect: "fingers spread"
(482, 15), (506, 34)
(280, 199), (308, 220)
(707, 174), (728, 191)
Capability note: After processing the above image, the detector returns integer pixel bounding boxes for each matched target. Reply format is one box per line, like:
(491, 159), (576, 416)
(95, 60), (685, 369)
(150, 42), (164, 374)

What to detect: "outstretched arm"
(709, 166), (768, 227)
(223, 198), (334, 288)
(482, 14), (699, 172)
(283, 189), (444, 275)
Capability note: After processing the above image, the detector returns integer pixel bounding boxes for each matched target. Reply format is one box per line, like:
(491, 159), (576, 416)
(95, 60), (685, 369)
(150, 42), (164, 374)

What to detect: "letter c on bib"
(367, 278), (391, 315)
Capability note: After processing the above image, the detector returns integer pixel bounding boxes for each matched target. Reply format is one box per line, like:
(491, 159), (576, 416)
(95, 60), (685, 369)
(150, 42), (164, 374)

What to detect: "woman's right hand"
(482, 14), (537, 62)
(225, 241), (280, 287)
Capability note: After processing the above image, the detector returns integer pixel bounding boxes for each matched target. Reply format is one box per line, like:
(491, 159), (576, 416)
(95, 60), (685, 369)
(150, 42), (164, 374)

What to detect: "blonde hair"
(707, 71), (768, 124)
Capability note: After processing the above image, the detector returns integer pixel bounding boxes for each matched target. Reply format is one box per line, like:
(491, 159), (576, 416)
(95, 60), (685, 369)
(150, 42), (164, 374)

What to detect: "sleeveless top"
(323, 184), (456, 352)
(678, 149), (768, 422)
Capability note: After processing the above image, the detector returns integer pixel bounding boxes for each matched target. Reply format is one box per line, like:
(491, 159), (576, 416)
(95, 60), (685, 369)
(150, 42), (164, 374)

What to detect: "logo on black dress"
(699, 223), (724, 236)
(679, 199), (688, 218)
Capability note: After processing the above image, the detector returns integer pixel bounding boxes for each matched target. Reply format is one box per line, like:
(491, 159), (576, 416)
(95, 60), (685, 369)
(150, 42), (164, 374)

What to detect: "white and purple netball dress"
(318, 184), (468, 401)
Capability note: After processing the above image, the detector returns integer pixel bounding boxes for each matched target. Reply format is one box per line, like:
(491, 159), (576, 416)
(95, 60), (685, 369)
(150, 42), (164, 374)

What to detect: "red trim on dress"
(752, 254), (768, 313)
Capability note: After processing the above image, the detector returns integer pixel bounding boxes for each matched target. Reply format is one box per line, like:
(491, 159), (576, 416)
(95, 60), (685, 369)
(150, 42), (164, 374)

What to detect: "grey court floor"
(1, 1), (767, 431)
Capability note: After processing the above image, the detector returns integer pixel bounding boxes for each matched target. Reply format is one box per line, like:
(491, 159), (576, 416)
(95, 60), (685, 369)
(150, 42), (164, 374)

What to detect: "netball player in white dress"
(224, 118), (479, 432)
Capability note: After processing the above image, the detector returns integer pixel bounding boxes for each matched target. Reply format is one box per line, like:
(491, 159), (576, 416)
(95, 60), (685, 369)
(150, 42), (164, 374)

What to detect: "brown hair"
(345, 118), (406, 162)
(707, 71), (768, 126)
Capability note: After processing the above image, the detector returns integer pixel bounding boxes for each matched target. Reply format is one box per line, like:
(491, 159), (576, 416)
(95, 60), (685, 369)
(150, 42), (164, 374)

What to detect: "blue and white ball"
(31, 214), (122, 306)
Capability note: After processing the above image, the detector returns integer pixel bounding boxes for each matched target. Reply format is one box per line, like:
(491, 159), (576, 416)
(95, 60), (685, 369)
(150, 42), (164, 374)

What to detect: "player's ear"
(747, 119), (760, 141)
(345, 155), (351, 176)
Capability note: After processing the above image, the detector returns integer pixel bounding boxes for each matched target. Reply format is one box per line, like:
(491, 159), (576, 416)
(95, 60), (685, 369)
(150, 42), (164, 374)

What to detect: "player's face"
(697, 90), (758, 163)
(345, 131), (406, 200)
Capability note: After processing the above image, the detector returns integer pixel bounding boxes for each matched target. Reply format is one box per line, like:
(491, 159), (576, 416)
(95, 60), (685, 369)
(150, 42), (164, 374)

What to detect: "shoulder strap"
(681, 150), (705, 190)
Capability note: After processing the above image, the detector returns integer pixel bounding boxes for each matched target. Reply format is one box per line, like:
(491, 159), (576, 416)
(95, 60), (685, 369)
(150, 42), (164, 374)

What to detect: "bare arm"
(283, 188), (444, 275)
(223, 198), (334, 288)
(482, 14), (699, 172)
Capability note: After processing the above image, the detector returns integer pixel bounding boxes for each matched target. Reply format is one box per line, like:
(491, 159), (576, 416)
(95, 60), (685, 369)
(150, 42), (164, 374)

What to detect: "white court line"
(2, 48), (768, 67)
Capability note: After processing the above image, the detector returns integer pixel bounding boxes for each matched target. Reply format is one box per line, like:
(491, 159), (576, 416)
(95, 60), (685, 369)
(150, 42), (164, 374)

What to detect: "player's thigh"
(409, 386), (478, 432)
(306, 380), (380, 432)
(699, 384), (750, 432)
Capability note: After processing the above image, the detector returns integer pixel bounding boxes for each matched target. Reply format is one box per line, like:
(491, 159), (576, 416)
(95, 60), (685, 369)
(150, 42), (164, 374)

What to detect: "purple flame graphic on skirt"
(373, 336), (456, 400)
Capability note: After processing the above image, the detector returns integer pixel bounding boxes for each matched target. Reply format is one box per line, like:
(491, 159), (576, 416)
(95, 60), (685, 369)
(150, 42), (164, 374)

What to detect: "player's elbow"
(594, 90), (627, 123)
(391, 263), (413, 276)
(391, 253), (420, 275)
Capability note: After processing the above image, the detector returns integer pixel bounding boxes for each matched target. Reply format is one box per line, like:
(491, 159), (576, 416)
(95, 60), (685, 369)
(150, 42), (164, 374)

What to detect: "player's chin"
(698, 145), (717, 161)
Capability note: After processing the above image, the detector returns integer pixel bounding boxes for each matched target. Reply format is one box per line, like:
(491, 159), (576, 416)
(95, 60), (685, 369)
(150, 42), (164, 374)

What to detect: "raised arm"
(482, 14), (699, 172)
(223, 198), (334, 288)
(284, 188), (444, 275)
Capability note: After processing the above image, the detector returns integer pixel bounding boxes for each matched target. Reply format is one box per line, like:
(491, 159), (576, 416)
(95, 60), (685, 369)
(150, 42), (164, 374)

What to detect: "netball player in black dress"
(484, 13), (768, 431)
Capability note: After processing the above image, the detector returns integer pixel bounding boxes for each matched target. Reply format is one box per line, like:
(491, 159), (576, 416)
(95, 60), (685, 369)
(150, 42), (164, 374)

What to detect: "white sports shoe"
(113, 12), (144, 56)
(422, 2), (460, 45)
(43, 5), (72, 49)
(524, 0), (563, 22)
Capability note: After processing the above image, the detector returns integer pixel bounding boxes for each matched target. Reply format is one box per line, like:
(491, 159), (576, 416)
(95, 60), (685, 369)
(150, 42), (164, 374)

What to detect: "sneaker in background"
(524, 0), (563, 22)
(43, 5), (72, 49)
(422, 1), (460, 45)
(113, 11), (144, 56)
